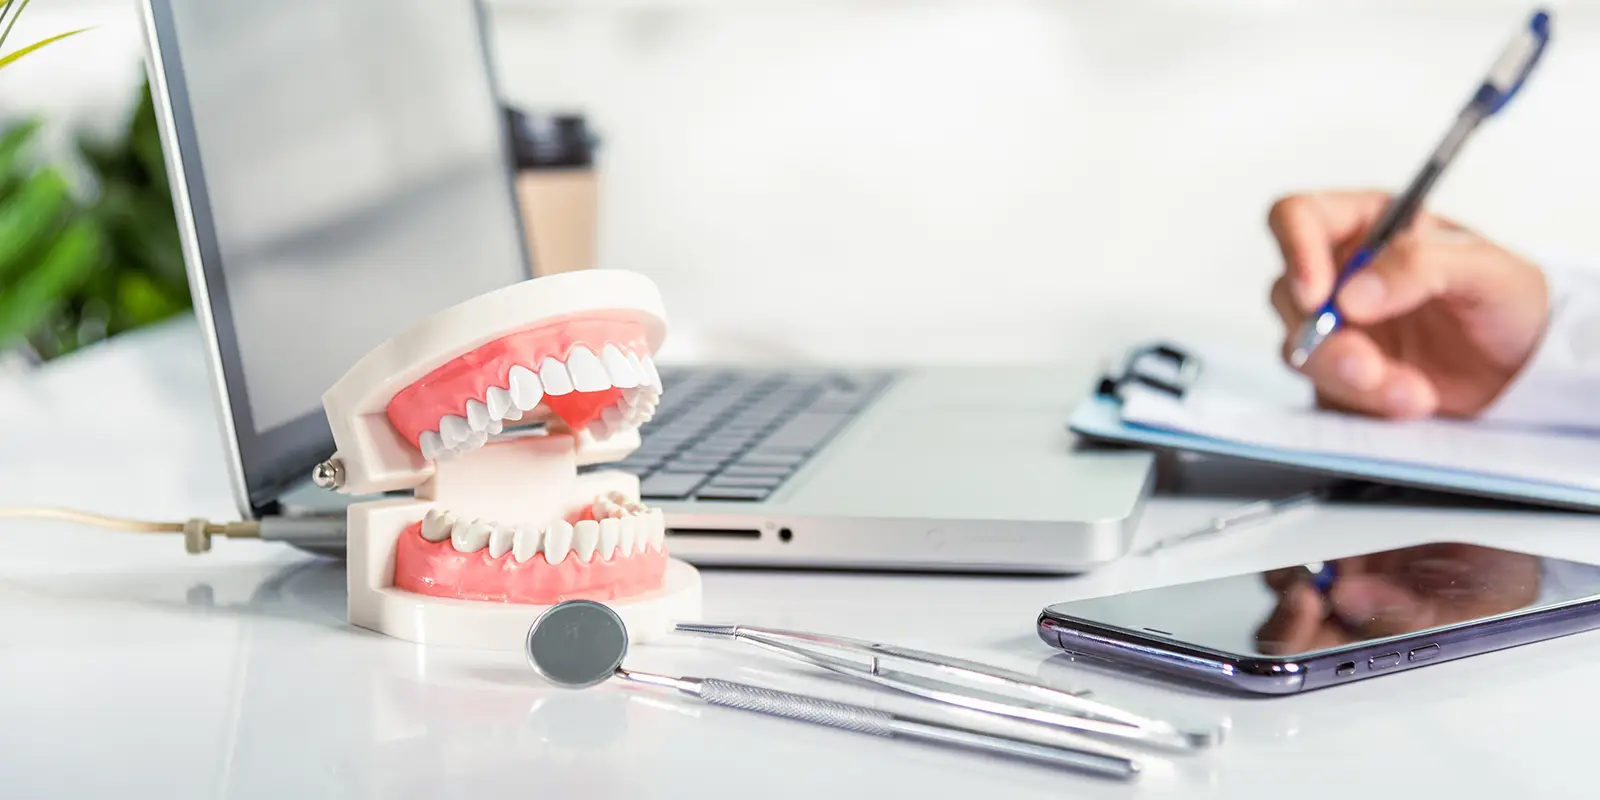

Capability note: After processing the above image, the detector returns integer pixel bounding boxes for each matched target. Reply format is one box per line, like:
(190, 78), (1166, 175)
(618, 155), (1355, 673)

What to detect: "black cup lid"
(505, 108), (597, 169)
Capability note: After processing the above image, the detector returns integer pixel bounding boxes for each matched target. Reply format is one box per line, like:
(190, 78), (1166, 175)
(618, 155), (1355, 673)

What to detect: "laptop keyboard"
(607, 367), (898, 502)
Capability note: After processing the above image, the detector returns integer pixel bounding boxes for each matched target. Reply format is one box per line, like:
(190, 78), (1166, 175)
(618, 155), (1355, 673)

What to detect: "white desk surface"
(3, 319), (1598, 799)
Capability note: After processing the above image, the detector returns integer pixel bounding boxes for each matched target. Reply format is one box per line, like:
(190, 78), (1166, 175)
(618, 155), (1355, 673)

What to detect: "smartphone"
(1036, 541), (1600, 695)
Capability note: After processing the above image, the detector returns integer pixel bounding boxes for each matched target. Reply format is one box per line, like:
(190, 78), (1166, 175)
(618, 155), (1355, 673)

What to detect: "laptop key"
(736, 452), (807, 467)
(707, 475), (784, 488)
(695, 486), (770, 501)
(641, 472), (710, 499)
(756, 412), (852, 452)
(721, 465), (791, 477)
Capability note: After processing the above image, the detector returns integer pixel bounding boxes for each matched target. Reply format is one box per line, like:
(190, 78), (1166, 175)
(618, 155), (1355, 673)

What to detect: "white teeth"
(451, 518), (492, 553)
(463, 430), (488, 451)
(466, 399), (492, 432)
(601, 405), (625, 429)
(513, 524), (542, 562)
(625, 350), (645, 385)
(421, 509), (453, 542)
(488, 525), (515, 559)
(601, 344), (639, 388)
(419, 430), (444, 460)
(439, 415), (472, 445)
(487, 418), (503, 436)
(598, 518), (620, 560)
(574, 519), (599, 561)
(647, 508), (665, 550)
(566, 346), (610, 392)
(640, 356), (662, 388)
(617, 516), (637, 555)
(539, 357), (574, 396)
(588, 419), (612, 441)
(486, 386), (516, 420)
(509, 365), (545, 409)
(547, 520), (578, 564)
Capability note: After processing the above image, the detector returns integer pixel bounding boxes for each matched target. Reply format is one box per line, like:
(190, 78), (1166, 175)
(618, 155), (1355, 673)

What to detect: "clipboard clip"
(1096, 342), (1202, 400)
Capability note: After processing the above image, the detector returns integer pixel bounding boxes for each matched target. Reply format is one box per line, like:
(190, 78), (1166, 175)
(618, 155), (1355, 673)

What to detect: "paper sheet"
(1120, 375), (1600, 493)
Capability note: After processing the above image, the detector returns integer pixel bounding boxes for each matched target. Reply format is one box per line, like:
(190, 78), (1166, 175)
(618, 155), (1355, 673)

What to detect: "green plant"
(0, 0), (90, 71)
(0, 81), (190, 360)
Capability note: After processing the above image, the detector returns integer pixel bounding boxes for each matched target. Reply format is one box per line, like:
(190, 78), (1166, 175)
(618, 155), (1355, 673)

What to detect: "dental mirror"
(525, 600), (630, 689)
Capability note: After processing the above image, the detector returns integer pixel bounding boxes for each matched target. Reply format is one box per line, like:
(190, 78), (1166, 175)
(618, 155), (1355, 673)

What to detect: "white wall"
(13, 0), (1600, 365)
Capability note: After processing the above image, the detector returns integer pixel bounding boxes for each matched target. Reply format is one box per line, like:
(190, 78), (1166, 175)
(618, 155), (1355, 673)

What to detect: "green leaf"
(0, 27), (91, 71)
(0, 117), (41, 175)
(0, 168), (71, 283)
(0, 219), (102, 347)
(0, 0), (30, 55)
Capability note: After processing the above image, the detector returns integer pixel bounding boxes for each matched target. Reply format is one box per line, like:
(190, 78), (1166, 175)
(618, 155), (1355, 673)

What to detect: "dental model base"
(320, 270), (701, 650)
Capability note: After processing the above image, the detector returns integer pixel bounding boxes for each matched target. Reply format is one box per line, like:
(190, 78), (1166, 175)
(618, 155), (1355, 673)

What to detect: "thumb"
(1333, 228), (1510, 326)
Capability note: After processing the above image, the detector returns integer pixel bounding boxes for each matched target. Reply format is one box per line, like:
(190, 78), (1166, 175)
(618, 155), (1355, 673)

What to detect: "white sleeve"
(1480, 261), (1600, 432)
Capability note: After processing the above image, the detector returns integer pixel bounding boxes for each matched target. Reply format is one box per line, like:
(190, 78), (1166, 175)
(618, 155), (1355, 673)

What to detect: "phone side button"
(1369, 652), (1402, 670)
(1409, 644), (1440, 662)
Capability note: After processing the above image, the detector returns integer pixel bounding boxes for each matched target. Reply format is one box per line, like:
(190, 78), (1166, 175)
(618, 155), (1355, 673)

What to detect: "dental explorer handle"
(669, 675), (1141, 780)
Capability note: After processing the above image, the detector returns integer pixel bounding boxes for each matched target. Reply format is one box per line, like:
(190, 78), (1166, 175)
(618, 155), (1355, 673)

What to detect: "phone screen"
(1045, 542), (1600, 659)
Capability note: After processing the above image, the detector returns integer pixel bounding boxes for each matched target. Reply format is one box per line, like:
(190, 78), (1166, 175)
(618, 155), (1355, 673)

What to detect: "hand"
(1267, 191), (1550, 419)
(1252, 543), (1541, 656)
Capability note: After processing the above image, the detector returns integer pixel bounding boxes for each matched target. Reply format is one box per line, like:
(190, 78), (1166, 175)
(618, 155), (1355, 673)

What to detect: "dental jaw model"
(321, 270), (701, 649)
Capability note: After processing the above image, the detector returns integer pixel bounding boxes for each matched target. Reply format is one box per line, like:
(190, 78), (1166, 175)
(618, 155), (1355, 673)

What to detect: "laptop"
(139, 0), (1156, 574)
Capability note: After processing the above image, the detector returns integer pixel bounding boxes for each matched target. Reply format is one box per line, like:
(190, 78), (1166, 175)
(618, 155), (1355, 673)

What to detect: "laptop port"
(665, 527), (761, 539)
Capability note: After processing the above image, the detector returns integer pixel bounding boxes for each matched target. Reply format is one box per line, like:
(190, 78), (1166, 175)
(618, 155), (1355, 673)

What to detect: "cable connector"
(181, 518), (262, 554)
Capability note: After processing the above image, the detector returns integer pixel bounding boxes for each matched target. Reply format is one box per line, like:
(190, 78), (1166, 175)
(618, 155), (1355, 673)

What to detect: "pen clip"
(1096, 342), (1203, 401)
(1476, 9), (1553, 115)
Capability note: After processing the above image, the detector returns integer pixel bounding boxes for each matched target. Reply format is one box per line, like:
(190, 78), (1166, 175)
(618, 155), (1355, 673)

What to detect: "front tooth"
(546, 520), (576, 565)
(509, 365), (544, 410)
(466, 399), (492, 432)
(598, 518), (620, 560)
(625, 350), (646, 384)
(512, 524), (543, 562)
(451, 518), (492, 552)
(566, 346), (611, 392)
(421, 509), (453, 541)
(618, 516), (638, 555)
(640, 356), (662, 388)
(487, 418), (504, 435)
(486, 386), (516, 420)
(488, 525), (515, 558)
(439, 415), (471, 445)
(462, 430), (487, 451)
(419, 430), (444, 460)
(538, 357), (574, 396)
(601, 344), (639, 388)
(574, 519), (599, 561)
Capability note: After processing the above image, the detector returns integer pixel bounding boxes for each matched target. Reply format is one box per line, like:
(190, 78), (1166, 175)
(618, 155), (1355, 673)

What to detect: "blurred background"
(4, 0), (1599, 370)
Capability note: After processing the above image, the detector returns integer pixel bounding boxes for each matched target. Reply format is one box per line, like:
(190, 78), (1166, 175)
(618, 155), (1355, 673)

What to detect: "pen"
(1288, 9), (1553, 369)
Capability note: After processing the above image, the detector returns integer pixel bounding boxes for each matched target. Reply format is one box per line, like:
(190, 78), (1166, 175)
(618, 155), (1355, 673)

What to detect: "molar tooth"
(538, 357), (574, 396)
(512, 524), (543, 562)
(451, 518), (492, 553)
(588, 419), (611, 441)
(601, 344), (639, 388)
(565, 346), (611, 392)
(486, 386), (516, 420)
(439, 415), (471, 445)
(418, 430), (444, 460)
(510, 365), (546, 409)
(617, 516), (638, 556)
(640, 356), (662, 388)
(574, 519), (599, 562)
(545, 520), (576, 565)
(462, 430), (488, 452)
(420, 509), (453, 542)
(465, 399), (492, 432)
(598, 518), (620, 560)
(601, 405), (625, 429)
(488, 525), (515, 559)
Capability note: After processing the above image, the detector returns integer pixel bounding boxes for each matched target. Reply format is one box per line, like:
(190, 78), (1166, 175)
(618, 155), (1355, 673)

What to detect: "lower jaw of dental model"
(396, 493), (668, 604)
(323, 271), (702, 649)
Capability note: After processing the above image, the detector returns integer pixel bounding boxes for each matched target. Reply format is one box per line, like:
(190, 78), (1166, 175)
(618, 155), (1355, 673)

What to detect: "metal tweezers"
(674, 622), (1224, 752)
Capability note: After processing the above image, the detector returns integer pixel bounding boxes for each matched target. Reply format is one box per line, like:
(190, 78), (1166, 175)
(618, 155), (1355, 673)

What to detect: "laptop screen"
(144, 0), (531, 512)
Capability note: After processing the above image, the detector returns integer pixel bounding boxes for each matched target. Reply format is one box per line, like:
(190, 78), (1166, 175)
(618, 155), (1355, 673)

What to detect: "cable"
(0, 506), (261, 553)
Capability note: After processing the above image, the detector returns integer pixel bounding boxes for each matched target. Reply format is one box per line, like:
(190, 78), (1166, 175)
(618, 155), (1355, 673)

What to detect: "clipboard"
(1070, 342), (1600, 513)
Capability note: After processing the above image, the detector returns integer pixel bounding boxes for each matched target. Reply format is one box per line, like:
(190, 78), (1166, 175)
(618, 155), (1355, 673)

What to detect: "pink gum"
(385, 313), (649, 448)
(392, 522), (669, 604)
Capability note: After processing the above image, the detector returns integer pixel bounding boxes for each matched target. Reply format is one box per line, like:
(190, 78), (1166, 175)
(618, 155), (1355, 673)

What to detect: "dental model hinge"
(313, 458), (346, 490)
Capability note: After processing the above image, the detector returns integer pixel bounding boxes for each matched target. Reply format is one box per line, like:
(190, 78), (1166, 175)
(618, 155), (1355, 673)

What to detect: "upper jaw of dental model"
(384, 315), (664, 463)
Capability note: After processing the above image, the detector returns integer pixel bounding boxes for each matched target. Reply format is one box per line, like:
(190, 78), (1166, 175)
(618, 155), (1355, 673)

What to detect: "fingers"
(1266, 191), (1392, 312)
(1328, 575), (1438, 639)
(1333, 229), (1502, 326)
(1254, 582), (1330, 656)
(1286, 327), (1440, 419)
